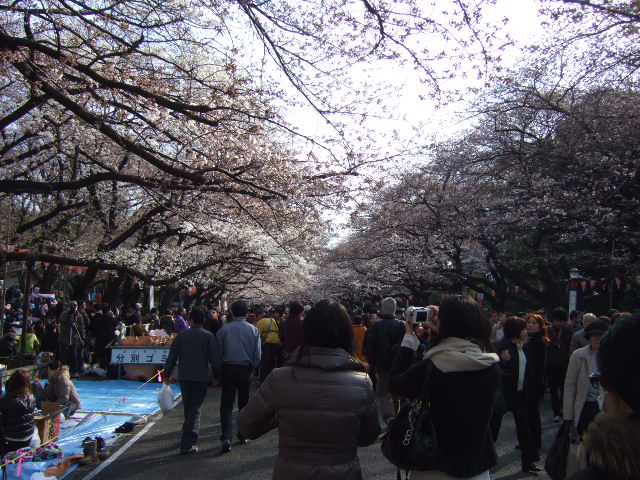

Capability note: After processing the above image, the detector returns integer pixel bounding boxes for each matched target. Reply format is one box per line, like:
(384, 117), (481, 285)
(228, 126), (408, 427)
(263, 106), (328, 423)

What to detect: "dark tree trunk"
(72, 267), (99, 300)
(105, 273), (124, 306)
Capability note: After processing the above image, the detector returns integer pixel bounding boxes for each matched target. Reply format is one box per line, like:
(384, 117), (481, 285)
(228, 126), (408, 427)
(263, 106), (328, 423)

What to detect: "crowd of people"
(0, 299), (225, 374)
(157, 296), (639, 480)
(1, 290), (638, 480)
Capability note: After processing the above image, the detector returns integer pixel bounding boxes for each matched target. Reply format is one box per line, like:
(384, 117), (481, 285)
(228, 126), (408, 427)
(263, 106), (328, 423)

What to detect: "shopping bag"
(158, 383), (174, 413)
(544, 422), (571, 480)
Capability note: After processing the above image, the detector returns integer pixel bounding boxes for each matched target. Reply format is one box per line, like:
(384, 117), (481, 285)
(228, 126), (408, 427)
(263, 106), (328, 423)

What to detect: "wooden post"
(20, 260), (33, 359)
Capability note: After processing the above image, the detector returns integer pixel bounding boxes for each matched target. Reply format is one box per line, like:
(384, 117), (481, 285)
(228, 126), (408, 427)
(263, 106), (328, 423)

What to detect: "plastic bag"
(158, 383), (174, 413)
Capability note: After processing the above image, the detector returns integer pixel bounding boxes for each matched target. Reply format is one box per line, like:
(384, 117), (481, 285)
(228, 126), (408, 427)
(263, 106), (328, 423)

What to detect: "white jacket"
(563, 345), (594, 422)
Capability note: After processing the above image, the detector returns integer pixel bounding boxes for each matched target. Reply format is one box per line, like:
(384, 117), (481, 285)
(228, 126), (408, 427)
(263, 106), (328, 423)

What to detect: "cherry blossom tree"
(1, 0), (507, 302)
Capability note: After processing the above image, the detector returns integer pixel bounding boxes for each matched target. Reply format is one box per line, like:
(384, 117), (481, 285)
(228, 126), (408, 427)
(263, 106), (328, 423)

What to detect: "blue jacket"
(214, 318), (261, 370)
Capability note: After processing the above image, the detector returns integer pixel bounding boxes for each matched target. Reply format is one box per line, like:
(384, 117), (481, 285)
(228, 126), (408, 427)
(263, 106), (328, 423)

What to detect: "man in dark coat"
(365, 297), (405, 425)
(91, 306), (118, 369)
(164, 307), (219, 454)
(546, 307), (574, 422)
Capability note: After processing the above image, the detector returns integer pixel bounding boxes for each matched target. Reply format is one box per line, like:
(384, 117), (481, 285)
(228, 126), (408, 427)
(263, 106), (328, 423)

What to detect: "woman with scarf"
(388, 295), (499, 480)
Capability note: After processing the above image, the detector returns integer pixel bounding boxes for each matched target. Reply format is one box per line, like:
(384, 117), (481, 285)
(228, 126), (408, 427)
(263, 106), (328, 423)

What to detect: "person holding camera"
(566, 313), (640, 480)
(562, 318), (610, 475)
(58, 300), (87, 378)
(388, 296), (500, 479)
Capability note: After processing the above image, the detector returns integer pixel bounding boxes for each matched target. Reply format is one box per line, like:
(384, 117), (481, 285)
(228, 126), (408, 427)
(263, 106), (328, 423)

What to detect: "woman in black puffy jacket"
(0, 370), (37, 453)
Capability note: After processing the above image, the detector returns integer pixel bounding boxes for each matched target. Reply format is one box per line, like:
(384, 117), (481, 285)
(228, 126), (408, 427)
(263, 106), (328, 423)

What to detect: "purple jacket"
(174, 315), (189, 333)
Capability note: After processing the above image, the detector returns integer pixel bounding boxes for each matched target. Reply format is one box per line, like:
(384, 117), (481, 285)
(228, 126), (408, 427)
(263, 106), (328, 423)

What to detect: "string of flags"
(2, 244), (90, 274)
(437, 275), (640, 301)
(487, 276), (640, 297)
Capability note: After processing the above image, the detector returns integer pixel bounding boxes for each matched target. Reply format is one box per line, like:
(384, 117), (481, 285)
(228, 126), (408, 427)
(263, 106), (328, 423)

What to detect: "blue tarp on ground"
(4, 379), (179, 479)
(74, 379), (172, 414)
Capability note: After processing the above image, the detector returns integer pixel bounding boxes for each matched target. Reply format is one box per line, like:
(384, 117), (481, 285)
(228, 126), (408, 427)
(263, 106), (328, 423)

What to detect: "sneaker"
(552, 415), (562, 424)
(180, 446), (198, 455)
(221, 440), (231, 453)
(237, 438), (249, 445)
(115, 422), (135, 433)
(522, 463), (542, 474)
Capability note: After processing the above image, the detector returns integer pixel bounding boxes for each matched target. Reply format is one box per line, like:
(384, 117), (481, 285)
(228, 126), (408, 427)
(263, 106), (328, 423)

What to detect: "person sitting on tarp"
(0, 369), (40, 453)
(17, 324), (40, 357)
(33, 360), (82, 416)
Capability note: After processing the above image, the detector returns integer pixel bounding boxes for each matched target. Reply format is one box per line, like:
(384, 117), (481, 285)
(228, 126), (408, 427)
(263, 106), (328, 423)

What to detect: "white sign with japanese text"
(110, 347), (170, 365)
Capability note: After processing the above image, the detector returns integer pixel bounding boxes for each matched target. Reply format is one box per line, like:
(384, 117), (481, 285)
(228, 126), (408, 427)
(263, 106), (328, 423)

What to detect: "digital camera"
(405, 306), (434, 324)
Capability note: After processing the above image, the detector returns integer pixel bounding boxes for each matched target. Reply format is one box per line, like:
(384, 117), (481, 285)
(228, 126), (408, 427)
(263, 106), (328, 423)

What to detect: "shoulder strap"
(266, 317), (277, 333)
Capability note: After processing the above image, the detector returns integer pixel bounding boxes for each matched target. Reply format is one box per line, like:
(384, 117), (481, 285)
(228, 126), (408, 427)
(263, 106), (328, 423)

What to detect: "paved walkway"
(68, 380), (557, 480)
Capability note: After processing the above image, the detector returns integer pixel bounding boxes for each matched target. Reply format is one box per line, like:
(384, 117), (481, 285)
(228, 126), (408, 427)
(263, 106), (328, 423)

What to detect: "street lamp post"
(569, 267), (580, 314)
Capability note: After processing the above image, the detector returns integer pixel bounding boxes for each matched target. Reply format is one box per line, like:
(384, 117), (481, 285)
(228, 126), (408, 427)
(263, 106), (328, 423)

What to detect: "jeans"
(179, 380), (208, 451)
(220, 364), (252, 441)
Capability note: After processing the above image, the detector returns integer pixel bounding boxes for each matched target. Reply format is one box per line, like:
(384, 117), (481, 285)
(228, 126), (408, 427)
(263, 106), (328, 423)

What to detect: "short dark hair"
(288, 302), (304, 316)
(551, 307), (568, 322)
(503, 316), (526, 340)
(598, 313), (640, 413)
(436, 295), (491, 350)
(190, 307), (205, 324)
(48, 359), (62, 371)
(230, 300), (249, 317)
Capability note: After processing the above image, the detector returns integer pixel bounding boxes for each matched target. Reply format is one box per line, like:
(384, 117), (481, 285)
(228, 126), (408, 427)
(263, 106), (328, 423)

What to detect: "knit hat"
(68, 301), (78, 307)
(585, 319), (610, 339)
(381, 297), (396, 316)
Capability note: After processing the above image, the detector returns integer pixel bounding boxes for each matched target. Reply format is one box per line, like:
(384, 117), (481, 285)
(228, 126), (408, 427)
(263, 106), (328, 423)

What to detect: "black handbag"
(544, 421), (571, 480)
(381, 361), (440, 472)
